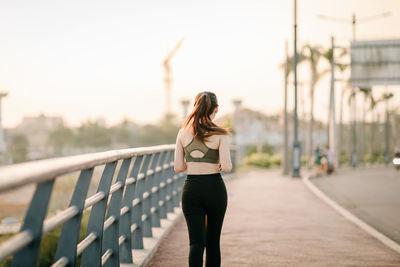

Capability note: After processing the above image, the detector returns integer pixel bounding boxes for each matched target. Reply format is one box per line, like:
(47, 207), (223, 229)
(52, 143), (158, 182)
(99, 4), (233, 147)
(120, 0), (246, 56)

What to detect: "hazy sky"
(0, 0), (399, 128)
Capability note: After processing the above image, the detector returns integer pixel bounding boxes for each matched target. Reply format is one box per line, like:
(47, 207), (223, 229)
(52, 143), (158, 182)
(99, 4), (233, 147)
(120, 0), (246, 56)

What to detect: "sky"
(0, 0), (399, 128)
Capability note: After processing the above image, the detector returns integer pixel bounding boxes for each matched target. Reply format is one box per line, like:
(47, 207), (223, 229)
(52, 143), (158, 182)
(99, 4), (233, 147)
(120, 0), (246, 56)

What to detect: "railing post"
(11, 180), (54, 267)
(150, 151), (167, 227)
(171, 153), (181, 208)
(158, 151), (172, 219)
(165, 153), (175, 213)
(142, 153), (159, 237)
(131, 154), (151, 249)
(102, 158), (131, 267)
(81, 161), (117, 267)
(120, 156), (143, 261)
(54, 168), (94, 267)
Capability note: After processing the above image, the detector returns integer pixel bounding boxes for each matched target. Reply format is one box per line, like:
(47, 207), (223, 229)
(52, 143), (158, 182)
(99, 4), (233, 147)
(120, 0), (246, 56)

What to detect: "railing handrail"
(0, 144), (175, 193)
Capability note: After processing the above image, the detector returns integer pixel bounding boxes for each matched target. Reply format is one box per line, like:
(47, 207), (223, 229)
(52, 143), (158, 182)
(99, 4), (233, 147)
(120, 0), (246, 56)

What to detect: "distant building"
(215, 104), (282, 163)
(13, 113), (64, 160)
(215, 104), (328, 164)
(216, 106), (281, 148)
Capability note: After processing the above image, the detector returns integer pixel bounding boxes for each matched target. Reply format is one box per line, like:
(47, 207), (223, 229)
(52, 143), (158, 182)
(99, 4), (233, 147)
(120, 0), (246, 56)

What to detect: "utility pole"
(384, 86), (390, 165)
(329, 36), (338, 168)
(351, 88), (357, 168)
(292, 0), (301, 177)
(283, 40), (290, 175)
(351, 13), (358, 168)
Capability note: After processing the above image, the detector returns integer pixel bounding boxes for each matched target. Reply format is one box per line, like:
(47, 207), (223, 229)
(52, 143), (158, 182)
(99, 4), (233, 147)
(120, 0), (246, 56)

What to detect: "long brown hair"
(182, 91), (231, 142)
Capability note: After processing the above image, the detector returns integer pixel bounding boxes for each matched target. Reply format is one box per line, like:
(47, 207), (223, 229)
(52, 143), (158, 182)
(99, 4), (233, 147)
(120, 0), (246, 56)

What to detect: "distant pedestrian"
(324, 145), (335, 175)
(174, 91), (232, 267)
(393, 148), (400, 171)
(312, 146), (323, 176)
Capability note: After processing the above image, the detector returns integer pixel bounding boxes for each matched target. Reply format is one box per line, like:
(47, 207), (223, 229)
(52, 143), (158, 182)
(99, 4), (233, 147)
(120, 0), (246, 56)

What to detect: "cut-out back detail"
(183, 136), (219, 164)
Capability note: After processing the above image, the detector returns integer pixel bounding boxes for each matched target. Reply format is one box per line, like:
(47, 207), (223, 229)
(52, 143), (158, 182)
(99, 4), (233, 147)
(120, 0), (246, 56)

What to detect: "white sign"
(350, 39), (400, 87)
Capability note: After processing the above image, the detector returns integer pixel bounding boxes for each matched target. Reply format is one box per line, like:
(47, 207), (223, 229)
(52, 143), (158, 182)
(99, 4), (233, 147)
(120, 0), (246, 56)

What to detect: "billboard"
(350, 39), (400, 88)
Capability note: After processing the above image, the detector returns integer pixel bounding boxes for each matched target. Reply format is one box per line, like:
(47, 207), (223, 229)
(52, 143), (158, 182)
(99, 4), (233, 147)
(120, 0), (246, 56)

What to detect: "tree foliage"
(10, 134), (28, 163)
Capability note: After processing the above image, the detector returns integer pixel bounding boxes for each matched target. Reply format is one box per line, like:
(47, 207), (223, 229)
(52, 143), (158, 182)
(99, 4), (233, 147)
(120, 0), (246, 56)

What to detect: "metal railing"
(0, 144), (236, 266)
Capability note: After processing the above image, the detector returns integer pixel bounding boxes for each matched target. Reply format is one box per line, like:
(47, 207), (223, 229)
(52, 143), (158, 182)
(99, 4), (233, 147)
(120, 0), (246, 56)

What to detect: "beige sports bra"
(183, 136), (219, 164)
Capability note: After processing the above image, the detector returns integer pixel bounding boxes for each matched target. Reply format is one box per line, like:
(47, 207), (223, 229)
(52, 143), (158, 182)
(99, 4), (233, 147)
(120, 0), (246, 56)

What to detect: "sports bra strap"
(183, 137), (219, 164)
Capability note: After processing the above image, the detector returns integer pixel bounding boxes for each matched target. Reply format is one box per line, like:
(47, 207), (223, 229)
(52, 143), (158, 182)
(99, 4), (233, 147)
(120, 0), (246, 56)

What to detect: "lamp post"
(328, 36), (338, 168)
(292, 0), (301, 177)
(283, 40), (290, 175)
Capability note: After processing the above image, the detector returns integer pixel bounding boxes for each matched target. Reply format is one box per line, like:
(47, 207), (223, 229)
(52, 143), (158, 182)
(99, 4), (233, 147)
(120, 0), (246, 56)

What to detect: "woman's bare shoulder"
(179, 127), (193, 145)
(217, 133), (230, 143)
(180, 127), (192, 136)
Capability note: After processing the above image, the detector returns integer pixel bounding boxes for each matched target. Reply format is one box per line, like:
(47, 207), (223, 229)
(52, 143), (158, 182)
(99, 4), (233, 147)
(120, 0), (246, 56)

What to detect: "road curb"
(302, 175), (400, 255)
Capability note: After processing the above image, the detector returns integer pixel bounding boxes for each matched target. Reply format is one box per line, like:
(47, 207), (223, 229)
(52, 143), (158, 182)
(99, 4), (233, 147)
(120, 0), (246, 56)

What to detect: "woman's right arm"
(219, 135), (232, 173)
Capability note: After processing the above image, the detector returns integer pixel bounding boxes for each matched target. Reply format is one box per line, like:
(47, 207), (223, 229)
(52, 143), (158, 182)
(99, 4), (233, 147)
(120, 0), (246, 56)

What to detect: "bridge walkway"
(149, 169), (400, 266)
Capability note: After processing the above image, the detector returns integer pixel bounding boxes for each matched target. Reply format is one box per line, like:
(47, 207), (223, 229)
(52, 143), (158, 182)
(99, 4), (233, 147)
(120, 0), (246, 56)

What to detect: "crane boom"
(163, 38), (185, 120)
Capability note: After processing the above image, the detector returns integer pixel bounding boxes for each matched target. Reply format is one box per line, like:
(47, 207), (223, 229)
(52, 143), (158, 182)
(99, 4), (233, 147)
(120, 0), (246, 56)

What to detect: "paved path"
(311, 166), (400, 245)
(148, 169), (400, 266)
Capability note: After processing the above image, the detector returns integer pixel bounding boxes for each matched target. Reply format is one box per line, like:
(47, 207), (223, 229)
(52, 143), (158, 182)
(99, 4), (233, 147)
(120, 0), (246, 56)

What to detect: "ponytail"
(183, 91), (231, 142)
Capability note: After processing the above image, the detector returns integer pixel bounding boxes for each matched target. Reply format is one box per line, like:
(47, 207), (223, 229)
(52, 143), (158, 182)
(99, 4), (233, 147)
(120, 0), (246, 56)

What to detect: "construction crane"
(163, 38), (184, 120)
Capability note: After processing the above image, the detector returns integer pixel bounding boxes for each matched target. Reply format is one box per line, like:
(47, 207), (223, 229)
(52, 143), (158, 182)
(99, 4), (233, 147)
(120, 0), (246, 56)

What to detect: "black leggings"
(181, 173), (228, 267)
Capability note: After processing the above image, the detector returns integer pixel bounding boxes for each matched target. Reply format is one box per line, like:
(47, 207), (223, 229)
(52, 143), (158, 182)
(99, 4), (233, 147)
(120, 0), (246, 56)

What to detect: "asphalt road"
(311, 166), (400, 244)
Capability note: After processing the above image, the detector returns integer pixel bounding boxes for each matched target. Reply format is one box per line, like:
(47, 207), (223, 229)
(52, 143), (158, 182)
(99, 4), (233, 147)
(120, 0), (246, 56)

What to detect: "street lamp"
(292, 0), (301, 177)
(317, 12), (391, 40)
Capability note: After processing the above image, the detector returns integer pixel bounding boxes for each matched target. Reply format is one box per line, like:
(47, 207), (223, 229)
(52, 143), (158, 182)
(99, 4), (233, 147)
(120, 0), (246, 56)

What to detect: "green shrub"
(245, 144), (274, 157)
(364, 153), (372, 163)
(244, 153), (271, 168)
(377, 155), (385, 163)
(340, 152), (348, 166)
(301, 155), (308, 166)
(269, 154), (281, 167)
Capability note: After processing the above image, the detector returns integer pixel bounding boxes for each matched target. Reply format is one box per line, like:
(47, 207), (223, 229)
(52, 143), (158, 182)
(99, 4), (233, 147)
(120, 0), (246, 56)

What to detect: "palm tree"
(301, 44), (327, 163)
(382, 92), (394, 164)
(338, 81), (350, 165)
(336, 63), (350, 166)
(368, 93), (380, 163)
(359, 87), (372, 164)
(367, 91), (394, 163)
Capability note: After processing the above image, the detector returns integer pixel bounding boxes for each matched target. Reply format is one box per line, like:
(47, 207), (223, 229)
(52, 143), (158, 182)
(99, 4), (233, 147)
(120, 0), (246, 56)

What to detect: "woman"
(174, 91), (232, 267)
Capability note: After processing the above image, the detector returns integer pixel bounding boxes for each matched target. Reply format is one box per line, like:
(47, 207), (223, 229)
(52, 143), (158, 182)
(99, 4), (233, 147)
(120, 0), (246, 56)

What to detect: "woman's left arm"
(174, 129), (187, 173)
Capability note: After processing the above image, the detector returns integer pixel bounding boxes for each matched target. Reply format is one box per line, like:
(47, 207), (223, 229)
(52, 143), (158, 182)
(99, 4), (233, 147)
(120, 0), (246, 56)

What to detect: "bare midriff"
(186, 162), (220, 175)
